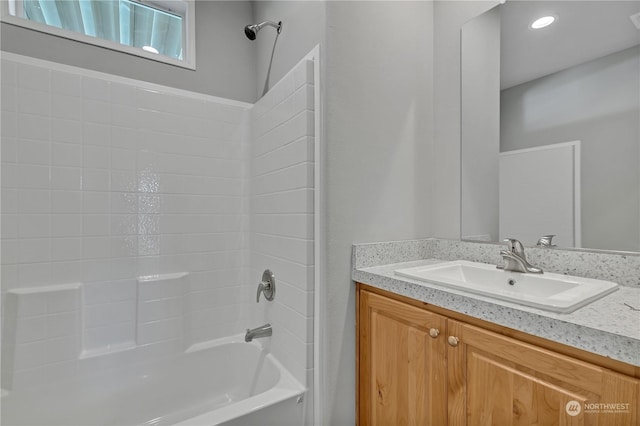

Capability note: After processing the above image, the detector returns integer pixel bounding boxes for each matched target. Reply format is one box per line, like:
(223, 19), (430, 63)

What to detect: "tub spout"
(245, 323), (272, 342)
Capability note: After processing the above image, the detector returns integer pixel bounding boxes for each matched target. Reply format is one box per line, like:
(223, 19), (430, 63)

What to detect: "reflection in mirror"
(461, 1), (640, 252)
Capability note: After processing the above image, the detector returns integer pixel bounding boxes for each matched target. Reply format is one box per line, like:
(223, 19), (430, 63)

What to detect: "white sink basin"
(394, 260), (618, 313)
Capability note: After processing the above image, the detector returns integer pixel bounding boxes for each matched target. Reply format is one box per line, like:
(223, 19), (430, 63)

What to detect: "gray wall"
(432, 1), (499, 240)
(253, 1), (326, 99)
(323, 2), (434, 424)
(501, 46), (640, 251)
(1, 1), (257, 102)
(252, 3), (435, 424)
(460, 6), (500, 241)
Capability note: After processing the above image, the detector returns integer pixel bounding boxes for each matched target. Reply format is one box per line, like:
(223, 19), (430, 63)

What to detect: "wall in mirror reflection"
(461, 3), (640, 253)
(501, 46), (639, 252)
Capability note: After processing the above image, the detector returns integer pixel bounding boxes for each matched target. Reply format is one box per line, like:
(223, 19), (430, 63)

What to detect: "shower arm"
(257, 21), (282, 34)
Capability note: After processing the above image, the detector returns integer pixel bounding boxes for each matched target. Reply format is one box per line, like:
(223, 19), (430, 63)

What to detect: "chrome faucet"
(245, 323), (272, 342)
(497, 238), (543, 274)
(536, 234), (556, 247)
(256, 269), (276, 303)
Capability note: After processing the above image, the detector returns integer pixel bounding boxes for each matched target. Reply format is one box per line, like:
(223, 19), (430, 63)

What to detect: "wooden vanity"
(356, 283), (640, 425)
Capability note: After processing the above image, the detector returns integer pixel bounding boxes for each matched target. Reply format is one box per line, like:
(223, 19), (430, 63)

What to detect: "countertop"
(353, 258), (640, 367)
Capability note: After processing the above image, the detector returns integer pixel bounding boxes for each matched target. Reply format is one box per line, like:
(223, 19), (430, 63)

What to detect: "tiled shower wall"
(249, 59), (315, 390)
(1, 54), (251, 389)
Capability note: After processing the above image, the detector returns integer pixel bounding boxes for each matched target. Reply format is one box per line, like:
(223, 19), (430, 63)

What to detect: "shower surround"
(1, 52), (316, 423)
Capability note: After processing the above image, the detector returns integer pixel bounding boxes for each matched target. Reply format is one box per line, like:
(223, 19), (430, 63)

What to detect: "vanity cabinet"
(358, 289), (448, 425)
(447, 319), (639, 425)
(357, 284), (640, 426)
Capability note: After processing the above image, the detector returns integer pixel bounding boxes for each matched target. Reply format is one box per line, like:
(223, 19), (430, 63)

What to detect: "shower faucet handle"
(256, 269), (276, 303)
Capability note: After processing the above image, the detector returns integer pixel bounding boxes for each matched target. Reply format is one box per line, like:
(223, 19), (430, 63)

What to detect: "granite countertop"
(353, 258), (640, 367)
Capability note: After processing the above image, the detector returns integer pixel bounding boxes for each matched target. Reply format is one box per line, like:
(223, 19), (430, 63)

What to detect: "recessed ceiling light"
(142, 45), (159, 54)
(530, 15), (556, 29)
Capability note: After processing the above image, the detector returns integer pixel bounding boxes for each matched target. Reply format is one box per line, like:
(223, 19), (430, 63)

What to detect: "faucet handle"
(536, 235), (556, 247)
(502, 238), (525, 256)
(256, 269), (276, 303)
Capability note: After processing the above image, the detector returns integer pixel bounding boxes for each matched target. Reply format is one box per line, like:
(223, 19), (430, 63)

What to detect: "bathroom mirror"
(461, 1), (640, 252)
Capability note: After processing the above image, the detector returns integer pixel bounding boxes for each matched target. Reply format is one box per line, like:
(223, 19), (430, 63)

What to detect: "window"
(2, 0), (195, 69)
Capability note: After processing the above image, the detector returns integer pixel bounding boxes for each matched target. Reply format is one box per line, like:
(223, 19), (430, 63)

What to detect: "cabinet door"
(447, 319), (639, 426)
(358, 290), (447, 426)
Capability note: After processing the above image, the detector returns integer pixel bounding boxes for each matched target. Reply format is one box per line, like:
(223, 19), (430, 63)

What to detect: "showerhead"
(244, 21), (282, 40)
(244, 25), (258, 40)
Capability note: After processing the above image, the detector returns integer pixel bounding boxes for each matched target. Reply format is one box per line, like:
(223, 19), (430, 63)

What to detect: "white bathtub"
(1, 336), (306, 426)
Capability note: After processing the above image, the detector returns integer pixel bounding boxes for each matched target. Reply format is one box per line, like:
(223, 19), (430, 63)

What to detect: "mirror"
(461, 1), (640, 252)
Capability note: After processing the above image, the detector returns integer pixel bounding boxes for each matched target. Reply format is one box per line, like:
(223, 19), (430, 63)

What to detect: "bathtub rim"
(1, 334), (306, 426)
(172, 333), (306, 426)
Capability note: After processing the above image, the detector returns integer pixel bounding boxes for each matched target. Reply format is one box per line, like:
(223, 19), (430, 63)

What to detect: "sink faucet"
(245, 323), (272, 342)
(497, 238), (543, 274)
(536, 234), (556, 247)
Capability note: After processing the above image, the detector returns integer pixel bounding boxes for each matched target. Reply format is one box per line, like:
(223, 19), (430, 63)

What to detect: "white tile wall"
(136, 273), (187, 346)
(249, 59), (315, 388)
(1, 284), (80, 390)
(1, 55), (251, 389)
(1, 53), (317, 403)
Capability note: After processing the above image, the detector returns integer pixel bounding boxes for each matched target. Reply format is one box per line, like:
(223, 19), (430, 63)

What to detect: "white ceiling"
(500, 1), (640, 89)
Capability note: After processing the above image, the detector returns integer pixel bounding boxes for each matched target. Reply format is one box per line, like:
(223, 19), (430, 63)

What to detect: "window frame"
(1, 0), (196, 70)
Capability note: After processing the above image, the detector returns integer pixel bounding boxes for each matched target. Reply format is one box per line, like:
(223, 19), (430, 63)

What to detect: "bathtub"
(1, 335), (306, 426)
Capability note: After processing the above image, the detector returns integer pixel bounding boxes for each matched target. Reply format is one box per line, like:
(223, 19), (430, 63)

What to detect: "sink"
(394, 260), (618, 313)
